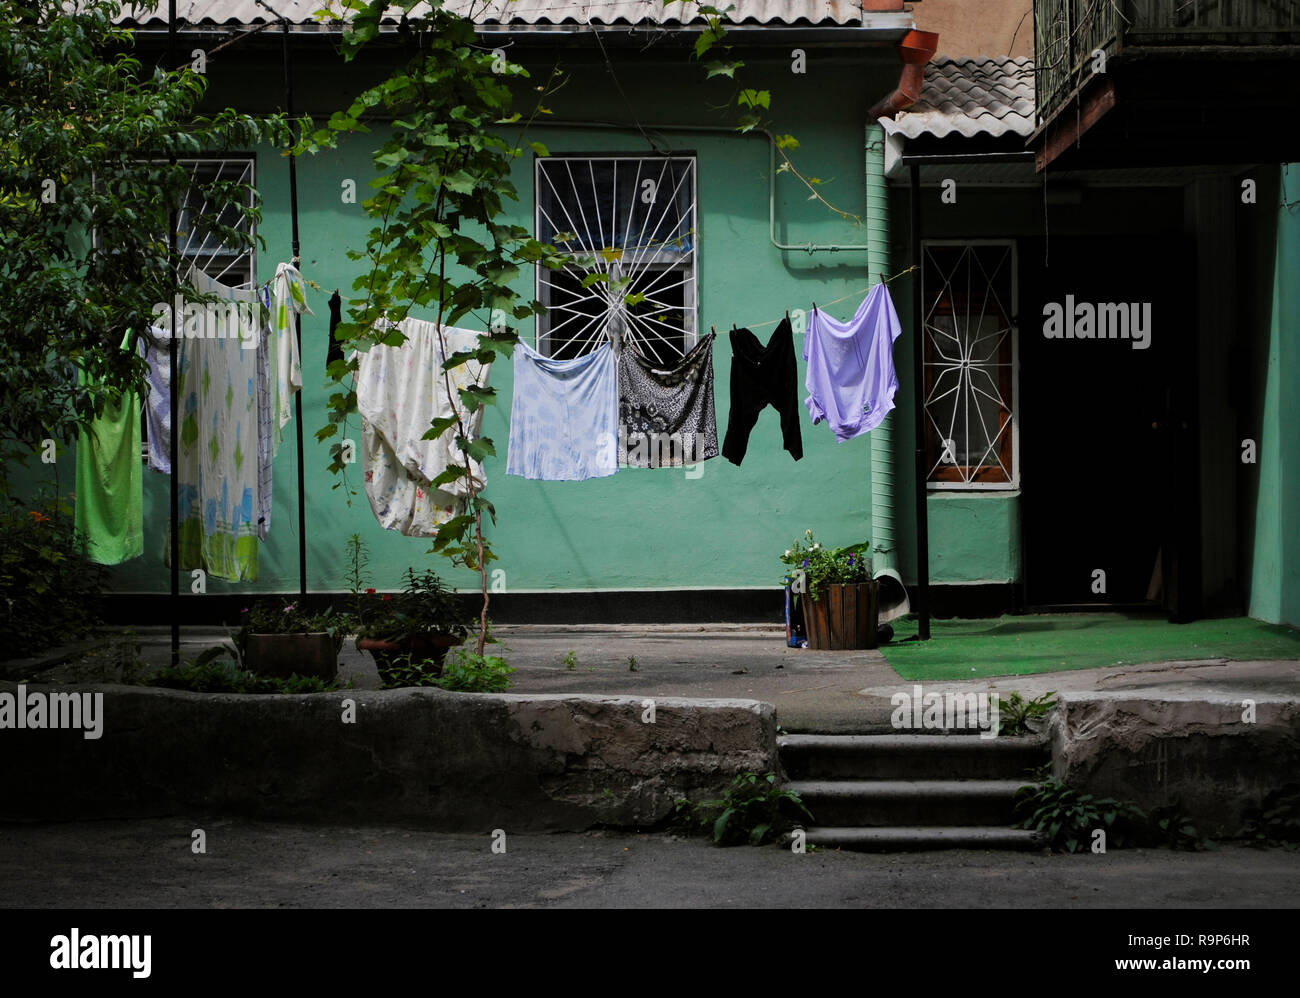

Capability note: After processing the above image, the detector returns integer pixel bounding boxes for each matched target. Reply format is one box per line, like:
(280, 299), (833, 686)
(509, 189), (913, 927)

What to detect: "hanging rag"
(721, 317), (803, 465)
(269, 262), (313, 455)
(506, 340), (618, 481)
(138, 324), (172, 474)
(166, 268), (264, 582)
(326, 290), (345, 374)
(356, 317), (492, 536)
(255, 284), (275, 540)
(804, 282), (902, 441)
(617, 332), (719, 468)
(75, 330), (143, 565)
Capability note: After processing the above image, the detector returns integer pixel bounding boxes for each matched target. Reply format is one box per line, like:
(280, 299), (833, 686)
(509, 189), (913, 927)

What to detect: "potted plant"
(780, 530), (880, 650)
(354, 568), (473, 686)
(239, 599), (348, 681)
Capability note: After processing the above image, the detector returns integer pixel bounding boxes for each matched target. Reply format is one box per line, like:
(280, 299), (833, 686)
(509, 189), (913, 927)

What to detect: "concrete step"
(787, 779), (1030, 827)
(778, 733), (1049, 781)
(805, 825), (1041, 852)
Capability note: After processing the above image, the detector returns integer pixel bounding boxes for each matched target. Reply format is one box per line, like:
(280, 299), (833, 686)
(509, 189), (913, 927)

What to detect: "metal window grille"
(921, 240), (1019, 489)
(174, 156), (258, 289)
(534, 155), (697, 364)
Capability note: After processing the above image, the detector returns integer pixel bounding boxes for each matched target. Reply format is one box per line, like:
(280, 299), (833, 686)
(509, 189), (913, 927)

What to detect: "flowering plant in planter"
(238, 599), (351, 681)
(355, 568), (474, 686)
(240, 599), (350, 646)
(354, 568), (472, 645)
(779, 529), (871, 601)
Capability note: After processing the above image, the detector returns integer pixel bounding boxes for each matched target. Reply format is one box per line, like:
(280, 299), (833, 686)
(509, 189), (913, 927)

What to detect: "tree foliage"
(0, 0), (291, 465)
(303, 0), (575, 652)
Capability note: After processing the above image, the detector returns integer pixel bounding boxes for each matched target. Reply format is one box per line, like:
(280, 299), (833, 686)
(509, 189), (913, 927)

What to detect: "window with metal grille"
(174, 156), (258, 289)
(133, 157), (258, 460)
(921, 241), (1019, 489)
(535, 155), (696, 365)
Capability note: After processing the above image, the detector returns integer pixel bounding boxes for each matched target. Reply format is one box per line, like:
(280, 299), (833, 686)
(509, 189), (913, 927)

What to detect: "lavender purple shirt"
(803, 283), (902, 441)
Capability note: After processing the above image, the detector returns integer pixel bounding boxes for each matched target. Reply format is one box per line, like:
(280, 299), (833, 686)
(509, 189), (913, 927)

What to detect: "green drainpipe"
(866, 122), (910, 623)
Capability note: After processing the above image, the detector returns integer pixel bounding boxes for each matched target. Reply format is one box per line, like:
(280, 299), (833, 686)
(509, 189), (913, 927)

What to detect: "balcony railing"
(1035, 0), (1300, 123)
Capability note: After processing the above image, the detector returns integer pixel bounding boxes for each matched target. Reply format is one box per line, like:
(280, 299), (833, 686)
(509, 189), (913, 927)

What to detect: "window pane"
(536, 156), (696, 360)
(537, 158), (693, 255)
(176, 159), (256, 288)
(922, 243), (1016, 486)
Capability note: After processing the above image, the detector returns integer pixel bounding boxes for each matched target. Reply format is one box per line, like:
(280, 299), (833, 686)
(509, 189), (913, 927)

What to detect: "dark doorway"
(1019, 235), (1198, 615)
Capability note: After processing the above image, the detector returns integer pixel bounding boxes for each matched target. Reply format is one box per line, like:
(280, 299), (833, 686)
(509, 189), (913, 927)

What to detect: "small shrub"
(1243, 784), (1300, 847)
(1014, 778), (1147, 852)
(0, 493), (107, 658)
(562, 650), (577, 671)
(1148, 802), (1213, 851)
(997, 690), (1058, 736)
(434, 648), (515, 693)
(687, 772), (814, 847)
(375, 652), (442, 690)
(146, 645), (344, 694)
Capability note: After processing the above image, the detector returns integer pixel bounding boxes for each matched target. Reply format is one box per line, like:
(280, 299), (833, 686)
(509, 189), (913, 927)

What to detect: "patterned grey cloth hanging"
(617, 331), (718, 468)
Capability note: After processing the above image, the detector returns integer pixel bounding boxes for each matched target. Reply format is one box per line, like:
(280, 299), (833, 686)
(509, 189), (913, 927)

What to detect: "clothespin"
(880, 272), (887, 285)
(784, 310), (790, 322)
(811, 301), (818, 313)
(710, 325), (716, 337)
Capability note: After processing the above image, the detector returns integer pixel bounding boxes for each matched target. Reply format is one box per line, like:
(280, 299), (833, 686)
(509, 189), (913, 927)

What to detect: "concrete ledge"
(0, 682), (778, 830)
(806, 826), (1041, 851)
(1049, 691), (1300, 834)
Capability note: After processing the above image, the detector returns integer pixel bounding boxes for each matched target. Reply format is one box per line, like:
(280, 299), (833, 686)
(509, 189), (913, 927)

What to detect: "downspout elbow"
(867, 29), (939, 122)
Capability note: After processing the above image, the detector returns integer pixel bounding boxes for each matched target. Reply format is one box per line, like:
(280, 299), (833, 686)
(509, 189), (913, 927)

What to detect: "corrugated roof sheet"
(119, 1), (872, 27)
(881, 57), (1036, 140)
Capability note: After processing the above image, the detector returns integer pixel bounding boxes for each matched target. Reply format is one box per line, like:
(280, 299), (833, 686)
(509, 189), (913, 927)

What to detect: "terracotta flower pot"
(245, 632), (338, 681)
(802, 582), (880, 650)
(356, 633), (465, 686)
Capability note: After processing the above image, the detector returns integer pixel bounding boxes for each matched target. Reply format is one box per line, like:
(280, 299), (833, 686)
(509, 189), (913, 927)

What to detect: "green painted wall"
(25, 45), (941, 596)
(927, 493), (1021, 583)
(19, 39), (1295, 616)
(1246, 165), (1300, 627)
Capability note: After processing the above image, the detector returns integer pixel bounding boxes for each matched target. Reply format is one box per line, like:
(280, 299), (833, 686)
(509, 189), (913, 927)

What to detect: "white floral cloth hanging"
(356, 316), (492, 537)
(165, 268), (264, 581)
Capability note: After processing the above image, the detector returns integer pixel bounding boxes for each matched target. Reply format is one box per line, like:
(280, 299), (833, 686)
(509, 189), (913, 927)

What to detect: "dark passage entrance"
(1019, 235), (1198, 616)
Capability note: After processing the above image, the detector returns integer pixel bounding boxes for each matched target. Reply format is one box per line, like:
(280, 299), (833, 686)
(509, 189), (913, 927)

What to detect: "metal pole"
(282, 18), (307, 598)
(909, 161), (930, 640)
(168, 0), (180, 664)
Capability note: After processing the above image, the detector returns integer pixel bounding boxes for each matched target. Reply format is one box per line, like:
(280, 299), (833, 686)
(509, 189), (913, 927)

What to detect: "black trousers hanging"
(722, 317), (803, 465)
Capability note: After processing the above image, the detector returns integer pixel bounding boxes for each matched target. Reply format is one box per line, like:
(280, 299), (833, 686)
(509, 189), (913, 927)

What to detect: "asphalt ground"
(1, 818), (1297, 909)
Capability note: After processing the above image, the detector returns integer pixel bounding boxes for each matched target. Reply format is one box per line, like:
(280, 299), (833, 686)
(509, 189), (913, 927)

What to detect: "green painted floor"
(881, 613), (1300, 680)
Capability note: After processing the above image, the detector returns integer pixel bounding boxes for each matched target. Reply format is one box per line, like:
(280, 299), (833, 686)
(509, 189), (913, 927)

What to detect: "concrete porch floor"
(17, 622), (1300, 733)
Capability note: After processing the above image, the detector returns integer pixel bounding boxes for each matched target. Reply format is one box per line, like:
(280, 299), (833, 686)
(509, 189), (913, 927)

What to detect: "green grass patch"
(881, 613), (1300, 680)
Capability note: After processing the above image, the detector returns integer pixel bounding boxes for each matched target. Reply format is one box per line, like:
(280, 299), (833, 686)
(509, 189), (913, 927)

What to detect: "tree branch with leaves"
(302, 0), (573, 657)
(0, 0), (291, 470)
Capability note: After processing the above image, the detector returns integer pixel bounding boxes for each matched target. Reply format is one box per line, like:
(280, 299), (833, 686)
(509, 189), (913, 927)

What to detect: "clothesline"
(177, 258), (307, 297)
(743, 265), (917, 331)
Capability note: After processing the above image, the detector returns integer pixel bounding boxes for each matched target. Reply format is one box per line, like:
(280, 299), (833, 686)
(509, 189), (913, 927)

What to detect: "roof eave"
(123, 15), (916, 44)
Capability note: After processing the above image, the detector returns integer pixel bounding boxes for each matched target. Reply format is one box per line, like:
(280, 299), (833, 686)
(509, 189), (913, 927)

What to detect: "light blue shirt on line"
(506, 340), (619, 481)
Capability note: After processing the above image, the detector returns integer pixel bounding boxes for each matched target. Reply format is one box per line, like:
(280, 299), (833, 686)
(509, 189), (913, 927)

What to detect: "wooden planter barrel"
(802, 582), (880, 650)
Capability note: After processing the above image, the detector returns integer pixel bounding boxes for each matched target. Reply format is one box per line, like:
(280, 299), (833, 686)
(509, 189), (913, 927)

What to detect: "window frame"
(172, 154), (259, 290)
(920, 238), (1020, 491)
(533, 153), (698, 362)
